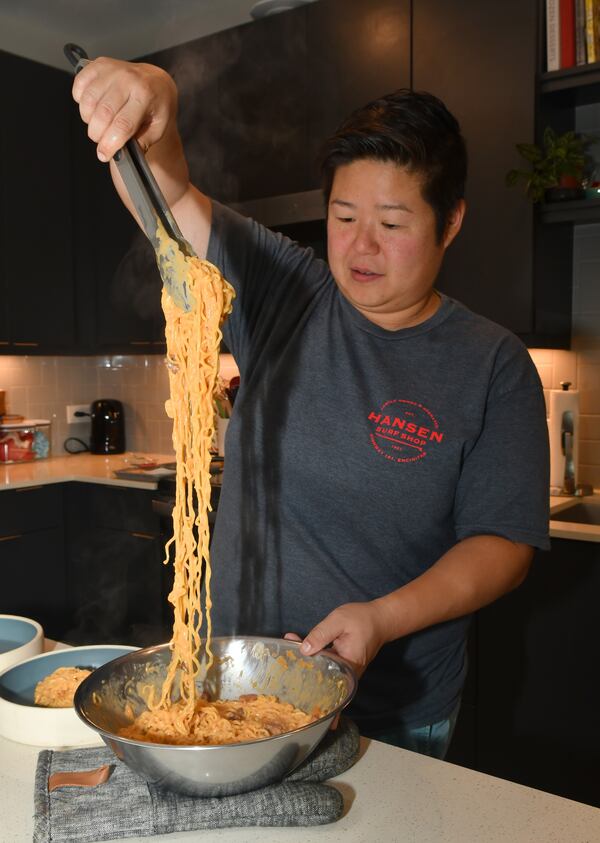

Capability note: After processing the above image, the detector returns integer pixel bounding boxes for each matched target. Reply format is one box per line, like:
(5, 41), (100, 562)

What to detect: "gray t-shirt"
(207, 201), (550, 733)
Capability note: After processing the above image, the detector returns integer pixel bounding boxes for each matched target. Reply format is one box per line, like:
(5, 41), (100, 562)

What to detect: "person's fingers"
(73, 58), (126, 123)
(72, 59), (175, 163)
(300, 616), (340, 655)
(283, 632), (302, 642)
(329, 713), (341, 730)
(95, 91), (153, 161)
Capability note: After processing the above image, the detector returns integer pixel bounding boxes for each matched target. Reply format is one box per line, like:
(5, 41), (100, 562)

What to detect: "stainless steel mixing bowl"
(74, 636), (357, 797)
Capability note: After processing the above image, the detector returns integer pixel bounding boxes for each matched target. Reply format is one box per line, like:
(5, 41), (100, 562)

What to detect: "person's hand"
(287, 600), (390, 678)
(72, 57), (178, 163)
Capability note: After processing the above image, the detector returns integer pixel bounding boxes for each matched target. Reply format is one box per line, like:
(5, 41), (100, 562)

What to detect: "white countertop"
(549, 493), (600, 542)
(2, 639), (599, 843)
(0, 452), (175, 491)
(1, 724), (599, 842)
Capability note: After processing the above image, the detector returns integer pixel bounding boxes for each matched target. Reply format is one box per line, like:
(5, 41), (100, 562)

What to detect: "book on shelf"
(584, 0), (600, 64)
(576, 0), (587, 64)
(547, 0), (560, 70)
(546, 0), (600, 71)
(560, 0), (576, 67)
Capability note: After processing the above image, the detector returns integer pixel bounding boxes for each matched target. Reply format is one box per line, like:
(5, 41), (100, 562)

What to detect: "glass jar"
(0, 419), (51, 464)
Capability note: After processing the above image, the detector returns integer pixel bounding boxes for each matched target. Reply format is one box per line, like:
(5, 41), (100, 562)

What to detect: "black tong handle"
(62, 42), (191, 253)
(64, 43), (89, 73)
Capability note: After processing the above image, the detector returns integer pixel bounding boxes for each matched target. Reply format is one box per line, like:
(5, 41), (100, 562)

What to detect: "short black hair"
(320, 89), (467, 243)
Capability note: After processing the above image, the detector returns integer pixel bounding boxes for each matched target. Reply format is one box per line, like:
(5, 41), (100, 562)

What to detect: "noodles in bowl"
(74, 636), (356, 797)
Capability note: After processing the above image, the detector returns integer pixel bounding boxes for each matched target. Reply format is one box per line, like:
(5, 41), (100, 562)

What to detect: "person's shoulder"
(442, 296), (540, 390)
(210, 199), (325, 268)
(443, 295), (528, 354)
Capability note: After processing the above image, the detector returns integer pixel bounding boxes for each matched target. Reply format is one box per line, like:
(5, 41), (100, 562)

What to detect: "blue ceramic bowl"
(0, 615), (44, 673)
(0, 645), (137, 746)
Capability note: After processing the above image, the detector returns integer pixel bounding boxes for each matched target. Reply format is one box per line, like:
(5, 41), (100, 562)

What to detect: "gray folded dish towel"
(33, 717), (360, 843)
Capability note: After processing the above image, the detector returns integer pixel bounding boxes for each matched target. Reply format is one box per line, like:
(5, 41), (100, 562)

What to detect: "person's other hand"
(72, 57), (178, 163)
(297, 601), (389, 678)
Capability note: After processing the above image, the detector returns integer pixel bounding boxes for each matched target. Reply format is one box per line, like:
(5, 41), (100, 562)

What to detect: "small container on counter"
(0, 419), (51, 464)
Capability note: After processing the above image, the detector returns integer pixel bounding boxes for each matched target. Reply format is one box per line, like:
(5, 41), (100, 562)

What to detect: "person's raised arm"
(72, 57), (211, 259)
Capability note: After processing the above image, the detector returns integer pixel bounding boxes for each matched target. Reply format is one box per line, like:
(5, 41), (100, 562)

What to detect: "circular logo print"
(368, 399), (444, 463)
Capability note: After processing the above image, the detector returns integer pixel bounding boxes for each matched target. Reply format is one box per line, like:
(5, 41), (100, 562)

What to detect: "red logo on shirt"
(368, 399), (444, 463)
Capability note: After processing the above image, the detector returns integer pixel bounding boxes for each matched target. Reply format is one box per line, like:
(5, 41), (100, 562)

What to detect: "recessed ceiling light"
(250, 0), (315, 20)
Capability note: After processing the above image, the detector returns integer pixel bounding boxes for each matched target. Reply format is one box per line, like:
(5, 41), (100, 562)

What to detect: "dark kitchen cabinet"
(411, 0), (558, 342)
(306, 0), (411, 185)
(0, 480), (170, 645)
(64, 483), (169, 646)
(71, 119), (166, 354)
(211, 12), (310, 203)
(447, 540), (600, 809)
(476, 539), (600, 808)
(148, 0), (410, 206)
(0, 105), (8, 349)
(0, 51), (76, 354)
(0, 486), (66, 638)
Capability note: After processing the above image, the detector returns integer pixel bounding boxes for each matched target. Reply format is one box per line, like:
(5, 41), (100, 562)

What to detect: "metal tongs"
(64, 43), (195, 312)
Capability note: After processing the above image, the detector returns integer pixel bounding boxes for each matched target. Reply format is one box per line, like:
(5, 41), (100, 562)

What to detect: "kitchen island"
(1, 726), (599, 842)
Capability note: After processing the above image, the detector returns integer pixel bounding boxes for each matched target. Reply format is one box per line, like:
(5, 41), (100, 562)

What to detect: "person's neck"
(357, 289), (441, 331)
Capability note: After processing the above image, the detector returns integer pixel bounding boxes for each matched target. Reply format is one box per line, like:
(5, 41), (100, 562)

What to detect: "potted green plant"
(506, 127), (593, 203)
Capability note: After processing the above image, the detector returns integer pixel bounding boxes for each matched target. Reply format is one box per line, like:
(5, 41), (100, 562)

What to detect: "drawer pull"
(13, 342), (39, 347)
(131, 531), (155, 540)
(130, 341), (151, 346)
(0, 534), (22, 542)
(0, 341), (9, 346)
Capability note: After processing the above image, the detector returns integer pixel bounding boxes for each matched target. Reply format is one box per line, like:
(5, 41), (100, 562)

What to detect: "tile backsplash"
(0, 354), (238, 458)
(529, 222), (600, 489)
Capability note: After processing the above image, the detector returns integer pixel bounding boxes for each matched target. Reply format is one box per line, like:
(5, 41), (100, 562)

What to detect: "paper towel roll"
(548, 386), (579, 490)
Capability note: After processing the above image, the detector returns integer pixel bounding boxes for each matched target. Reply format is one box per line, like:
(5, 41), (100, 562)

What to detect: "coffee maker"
(90, 399), (125, 455)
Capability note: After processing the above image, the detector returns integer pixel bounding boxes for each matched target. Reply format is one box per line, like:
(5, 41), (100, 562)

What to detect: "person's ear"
(442, 199), (466, 249)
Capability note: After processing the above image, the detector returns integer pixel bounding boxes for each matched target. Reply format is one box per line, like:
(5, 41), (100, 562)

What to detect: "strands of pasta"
(120, 229), (318, 746)
(155, 235), (234, 722)
(120, 694), (316, 745)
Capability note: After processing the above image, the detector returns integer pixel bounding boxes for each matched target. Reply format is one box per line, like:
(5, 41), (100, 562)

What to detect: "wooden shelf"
(540, 197), (600, 224)
(540, 62), (600, 94)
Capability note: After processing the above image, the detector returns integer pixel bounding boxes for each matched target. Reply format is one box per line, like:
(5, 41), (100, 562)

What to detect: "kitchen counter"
(550, 492), (600, 542)
(1, 727), (599, 842)
(3, 456), (597, 540)
(0, 452), (175, 492)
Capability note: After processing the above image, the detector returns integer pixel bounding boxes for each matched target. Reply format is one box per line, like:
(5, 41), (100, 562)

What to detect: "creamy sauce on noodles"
(120, 693), (316, 745)
(34, 667), (92, 708)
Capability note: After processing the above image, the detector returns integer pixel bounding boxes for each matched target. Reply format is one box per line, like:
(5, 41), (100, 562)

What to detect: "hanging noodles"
(119, 225), (316, 745)
(156, 226), (234, 720)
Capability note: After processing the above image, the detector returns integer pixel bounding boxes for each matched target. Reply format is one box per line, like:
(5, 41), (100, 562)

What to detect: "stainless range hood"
(230, 188), (325, 227)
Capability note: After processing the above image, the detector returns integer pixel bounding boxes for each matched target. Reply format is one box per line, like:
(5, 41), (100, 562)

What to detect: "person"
(72, 58), (550, 758)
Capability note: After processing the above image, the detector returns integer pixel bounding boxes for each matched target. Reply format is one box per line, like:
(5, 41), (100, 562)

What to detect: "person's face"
(326, 159), (465, 330)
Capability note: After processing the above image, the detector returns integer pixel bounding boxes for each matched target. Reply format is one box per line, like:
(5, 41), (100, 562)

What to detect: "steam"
(166, 38), (243, 201)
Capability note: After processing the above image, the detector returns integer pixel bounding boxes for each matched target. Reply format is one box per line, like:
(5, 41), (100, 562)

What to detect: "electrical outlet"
(66, 403), (91, 425)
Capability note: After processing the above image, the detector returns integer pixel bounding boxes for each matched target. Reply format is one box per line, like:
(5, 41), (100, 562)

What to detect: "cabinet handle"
(0, 341), (9, 346)
(152, 341), (166, 346)
(0, 534), (22, 542)
(131, 531), (155, 540)
(130, 341), (151, 346)
(13, 342), (39, 347)
(16, 485), (44, 492)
